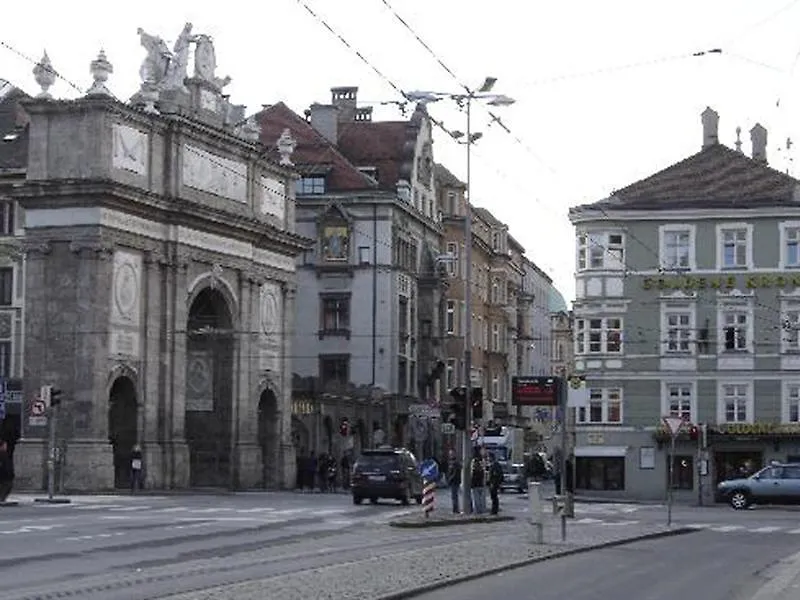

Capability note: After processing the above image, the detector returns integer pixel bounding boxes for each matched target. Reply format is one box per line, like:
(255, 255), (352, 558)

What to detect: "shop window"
(669, 455), (694, 490)
(575, 457), (625, 491)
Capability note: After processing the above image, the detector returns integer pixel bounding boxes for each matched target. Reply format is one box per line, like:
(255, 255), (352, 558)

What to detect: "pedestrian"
(130, 444), (144, 493)
(445, 448), (461, 514)
(470, 446), (487, 514)
(0, 440), (14, 503)
(327, 458), (338, 492)
(318, 453), (329, 493)
(296, 449), (307, 492)
(488, 454), (504, 515)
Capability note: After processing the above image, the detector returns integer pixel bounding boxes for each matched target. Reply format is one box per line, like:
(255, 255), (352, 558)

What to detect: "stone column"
(142, 250), (165, 489)
(232, 271), (260, 488)
(279, 284), (297, 489)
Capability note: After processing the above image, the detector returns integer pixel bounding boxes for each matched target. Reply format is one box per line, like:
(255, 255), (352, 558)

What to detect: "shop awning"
(574, 446), (628, 457)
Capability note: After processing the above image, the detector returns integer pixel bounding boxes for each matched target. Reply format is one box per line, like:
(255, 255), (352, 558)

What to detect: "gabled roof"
(434, 163), (465, 189)
(0, 85), (30, 171)
(575, 143), (800, 212)
(255, 102), (377, 192)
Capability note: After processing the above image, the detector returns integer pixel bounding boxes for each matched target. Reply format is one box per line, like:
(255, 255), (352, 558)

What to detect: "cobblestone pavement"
(153, 519), (686, 600)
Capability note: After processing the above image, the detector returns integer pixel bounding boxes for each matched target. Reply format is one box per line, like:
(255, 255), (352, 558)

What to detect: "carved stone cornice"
(69, 241), (114, 260)
(144, 249), (166, 266)
(22, 241), (52, 258)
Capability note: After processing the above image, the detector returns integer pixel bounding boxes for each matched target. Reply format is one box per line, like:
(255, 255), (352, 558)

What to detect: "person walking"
(0, 440), (14, 503)
(445, 448), (462, 514)
(470, 446), (487, 515)
(488, 454), (504, 515)
(130, 444), (144, 493)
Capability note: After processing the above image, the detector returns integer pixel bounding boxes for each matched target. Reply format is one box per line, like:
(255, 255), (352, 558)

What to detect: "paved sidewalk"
(155, 517), (695, 600)
(749, 549), (800, 600)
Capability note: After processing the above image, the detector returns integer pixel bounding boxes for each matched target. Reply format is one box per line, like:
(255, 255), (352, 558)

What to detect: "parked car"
(350, 447), (424, 506)
(500, 462), (527, 493)
(715, 463), (800, 509)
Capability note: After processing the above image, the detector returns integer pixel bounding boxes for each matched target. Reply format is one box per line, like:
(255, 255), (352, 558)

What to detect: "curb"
(376, 527), (698, 600)
(389, 515), (515, 529)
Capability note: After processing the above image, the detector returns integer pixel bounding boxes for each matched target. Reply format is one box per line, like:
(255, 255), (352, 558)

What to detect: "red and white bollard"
(422, 479), (436, 518)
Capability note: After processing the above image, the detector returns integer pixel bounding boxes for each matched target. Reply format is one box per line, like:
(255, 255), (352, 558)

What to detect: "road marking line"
(235, 507), (277, 513)
(573, 517), (604, 524)
(787, 528), (800, 534)
(749, 526), (783, 533)
(73, 504), (126, 511)
(710, 525), (745, 532)
(149, 507), (189, 513)
(600, 520), (640, 526)
(108, 506), (151, 512)
(684, 523), (713, 529)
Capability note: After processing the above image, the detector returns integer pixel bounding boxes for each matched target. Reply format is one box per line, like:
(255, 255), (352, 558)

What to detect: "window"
(660, 226), (693, 270)
(446, 242), (458, 276)
(446, 359), (456, 389)
(577, 232), (625, 271)
(320, 355), (349, 387)
(780, 222), (800, 269)
(0, 268), (12, 307)
(721, 309), (750, 352)
(784, 383), (800, 423)
(0, 202), (14, 236)
(719, 383), (751, 423)
(717, 224), (751, 269)
(663, 309), (692, 353)
(0, 341), (10, 377)
(492, 323), (500, 351)
(296, 176), (326, 195)
(664, 383), (694, 422)
(575, 317), (623, 354)
(491, 278), (500, 304)
(446, 191), (456, 215)
(358, 246), (370, 265)
(320, 295), (350, 336)
(492, 375), (499, 400)
(446, 301), (455, 335)
(669, 456), (694, 490)
(576, 457), (625, 491)
(782, 302), (800, 352)
(577, 388), (623, 424)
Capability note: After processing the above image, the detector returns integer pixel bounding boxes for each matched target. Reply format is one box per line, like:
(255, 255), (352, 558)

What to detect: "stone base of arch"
(232, 442), (264, 489)
(12, 438), (115, 492)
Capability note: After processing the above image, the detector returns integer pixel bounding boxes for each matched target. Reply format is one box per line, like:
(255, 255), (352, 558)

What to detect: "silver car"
(715, 463), (800, 509)
(500, 462), (527, 493)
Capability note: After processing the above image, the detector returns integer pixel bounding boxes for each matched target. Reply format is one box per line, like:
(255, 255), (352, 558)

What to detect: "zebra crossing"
(571, 516), (800, 534)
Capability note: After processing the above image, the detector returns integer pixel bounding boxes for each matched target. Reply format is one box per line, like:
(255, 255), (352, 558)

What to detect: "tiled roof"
(336, 120), (410, 191)
(577, 143), (800, 211)
(434, 163), (465, 188)
(0, 86), (30, 171)
(255, 102), (377, 192)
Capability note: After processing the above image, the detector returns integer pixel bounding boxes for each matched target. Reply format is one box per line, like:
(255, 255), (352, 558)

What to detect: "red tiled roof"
(337, 121), (410, 191)
(255, 102), (377, 192)
(583, 143), (800, 211)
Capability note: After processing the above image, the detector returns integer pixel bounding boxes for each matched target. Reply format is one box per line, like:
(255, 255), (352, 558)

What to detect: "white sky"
(3, 1), (800, 302)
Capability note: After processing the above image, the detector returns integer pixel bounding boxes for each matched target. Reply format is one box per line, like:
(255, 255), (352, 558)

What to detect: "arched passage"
(257, 390), (278, 488)
(108, 376), (137, 489)
(186, 287), (234, 487)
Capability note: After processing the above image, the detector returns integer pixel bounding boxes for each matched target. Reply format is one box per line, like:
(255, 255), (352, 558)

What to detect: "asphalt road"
(0, 490), (449, 599)
(414, 529), (800, 600)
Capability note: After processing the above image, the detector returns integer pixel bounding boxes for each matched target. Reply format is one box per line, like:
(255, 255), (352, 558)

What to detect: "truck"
(479, 425), (525, 464)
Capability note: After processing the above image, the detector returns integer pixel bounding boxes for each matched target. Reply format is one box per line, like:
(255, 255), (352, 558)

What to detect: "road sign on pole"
(662, 415), (685, 527)
(662, 416), (685, 436)
(419, 458), (439, 482)
(421, 479), (436, 518)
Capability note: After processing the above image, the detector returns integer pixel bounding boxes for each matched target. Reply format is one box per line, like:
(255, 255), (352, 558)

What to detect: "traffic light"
(339, 417), (350, 437)
(471, 387), (483, 420)
(449, 387), (467, 430)
(50, 388), (62, 407)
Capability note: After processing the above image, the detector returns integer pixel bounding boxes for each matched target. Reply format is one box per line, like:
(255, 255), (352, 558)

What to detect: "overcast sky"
(3, 1), (800, 302)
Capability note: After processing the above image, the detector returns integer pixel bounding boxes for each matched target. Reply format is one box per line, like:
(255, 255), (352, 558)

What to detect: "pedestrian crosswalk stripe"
(685, 523), (713, 529)
(749, 526), (783, 533)
(573, 517), (604, 524)
(709, 525), (745, 532)
(787, 528), (800, 534)
(108, 506), (151, 512)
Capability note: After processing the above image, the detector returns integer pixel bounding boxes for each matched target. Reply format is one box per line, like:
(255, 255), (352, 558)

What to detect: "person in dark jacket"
(488, 454), (504, 515)
(0, 439), (14, 503)
(445, 449), (462, 514)
(470, 446), (487, 514)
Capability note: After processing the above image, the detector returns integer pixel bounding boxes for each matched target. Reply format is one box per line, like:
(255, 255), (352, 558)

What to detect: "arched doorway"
(186, 287), (234, 487)
(108, 376), (137, 489)
(257, 390), (278, 488)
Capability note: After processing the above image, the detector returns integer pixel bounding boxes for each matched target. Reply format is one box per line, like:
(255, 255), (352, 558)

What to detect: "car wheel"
(370, 497), (378, 505)
(353, 495), (363, 505)
(729, 490), (751, 510)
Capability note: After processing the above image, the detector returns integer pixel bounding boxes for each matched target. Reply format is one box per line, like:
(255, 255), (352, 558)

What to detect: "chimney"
(308, 103), (339, 145)
(701, 107), (719, 149)
(331, 86), (358, 123)
(354, 107), (373, 122)
(750, 123), (768, 163)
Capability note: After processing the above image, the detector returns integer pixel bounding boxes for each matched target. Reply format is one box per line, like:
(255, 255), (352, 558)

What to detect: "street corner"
(389, 513), (516, 529)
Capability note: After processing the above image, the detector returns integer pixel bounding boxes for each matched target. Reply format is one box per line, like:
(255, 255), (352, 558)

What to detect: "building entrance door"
(108, 376), (137, 489)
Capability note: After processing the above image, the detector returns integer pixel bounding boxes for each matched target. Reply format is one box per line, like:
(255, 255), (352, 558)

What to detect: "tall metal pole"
(46, 402), (57, 500)
(461, 94), (474, 514)
(559, 378), (568, 541)
(668, 434), (676, 526)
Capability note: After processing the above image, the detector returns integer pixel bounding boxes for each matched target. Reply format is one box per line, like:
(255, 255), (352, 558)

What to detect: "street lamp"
(407, 78), (514, 514)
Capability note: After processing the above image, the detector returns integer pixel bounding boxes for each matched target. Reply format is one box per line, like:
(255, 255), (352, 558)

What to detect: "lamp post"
(408, 79), (514, 513)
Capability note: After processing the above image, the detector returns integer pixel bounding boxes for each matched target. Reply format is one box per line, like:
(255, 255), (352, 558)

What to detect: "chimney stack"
(331, 86), (358, 123)
(750, 123), (767, 163)
(308, 103), (339, 144)
(701, 107), (719, 149)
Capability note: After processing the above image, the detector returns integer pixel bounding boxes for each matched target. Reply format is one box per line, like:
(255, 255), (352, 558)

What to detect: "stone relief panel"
(259, 282), (282, 346)
(186, 349), (214, 411)
(260, 175), (285, 222)
(182, 144), (247, 203)
(110, 249), (142, 358)
(112, 124), (148, 175)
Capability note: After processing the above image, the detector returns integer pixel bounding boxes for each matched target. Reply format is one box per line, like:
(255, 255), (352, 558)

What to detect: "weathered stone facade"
(11, 53), (308, 491)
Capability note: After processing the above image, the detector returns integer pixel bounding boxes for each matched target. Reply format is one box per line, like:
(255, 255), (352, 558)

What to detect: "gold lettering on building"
(643, 273), (800, 291)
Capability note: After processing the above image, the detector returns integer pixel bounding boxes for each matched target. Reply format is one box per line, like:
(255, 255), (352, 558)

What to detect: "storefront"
(574, 446), (628, 492)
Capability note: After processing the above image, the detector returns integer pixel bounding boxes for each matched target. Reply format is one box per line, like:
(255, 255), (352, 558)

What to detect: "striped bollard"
(422, 479), (436, 518)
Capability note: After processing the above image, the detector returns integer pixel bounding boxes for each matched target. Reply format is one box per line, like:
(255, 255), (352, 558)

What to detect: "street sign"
(662, 416), (685, 436)
(40, 385), (52, 408)
(409, 404), (440, 418)
(32, 400), (46, 416)
(440, 422), (455, 434)
(419, 458), (439, 481)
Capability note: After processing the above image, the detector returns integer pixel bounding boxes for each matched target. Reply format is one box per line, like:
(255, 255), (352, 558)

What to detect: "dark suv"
(351, 447), (424, 506)
(716, 463), (800, 509)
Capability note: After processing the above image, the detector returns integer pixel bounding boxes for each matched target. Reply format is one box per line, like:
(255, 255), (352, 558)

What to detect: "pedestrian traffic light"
(471, 387), (483, 420)
(50, 388), (62, 407)
(449, 387), (467, 430)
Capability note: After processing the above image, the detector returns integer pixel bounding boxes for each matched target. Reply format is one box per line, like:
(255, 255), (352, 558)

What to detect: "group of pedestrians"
(296, 450), (351, 493)
(444, 446), (504, 515)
